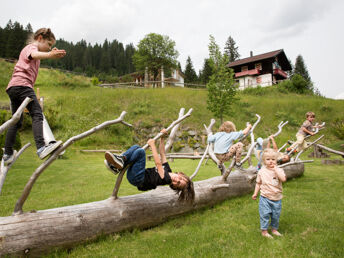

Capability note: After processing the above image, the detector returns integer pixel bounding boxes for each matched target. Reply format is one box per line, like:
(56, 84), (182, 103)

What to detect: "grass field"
(1, 149), (343, 257)
(1, 59), (344, 257)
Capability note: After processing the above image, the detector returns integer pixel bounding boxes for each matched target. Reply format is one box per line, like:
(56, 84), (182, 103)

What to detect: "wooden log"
(0, 163), (303, 256)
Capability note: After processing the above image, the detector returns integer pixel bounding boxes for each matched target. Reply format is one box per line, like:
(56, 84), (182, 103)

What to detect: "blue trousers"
(259, 195), (282, 230)
(122, 145), (146, 186)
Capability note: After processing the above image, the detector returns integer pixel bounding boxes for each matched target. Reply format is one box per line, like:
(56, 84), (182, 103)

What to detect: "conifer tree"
(224, 36), (240, 62)
(294, 55), (313, 92)
(184, 56), (198, 83)
(200, 58), (213, 84)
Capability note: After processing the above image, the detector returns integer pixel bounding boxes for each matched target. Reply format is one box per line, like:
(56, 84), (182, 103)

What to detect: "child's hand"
(50, 48), (66, 59)
(269, 135), (274, 140)
(252, 194), (257, 200)
(147, 138), (155, 146)
(160, 128), (168, 137)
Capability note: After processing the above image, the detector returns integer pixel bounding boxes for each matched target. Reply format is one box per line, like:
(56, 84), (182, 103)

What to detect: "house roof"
(228, 49), (292, 71)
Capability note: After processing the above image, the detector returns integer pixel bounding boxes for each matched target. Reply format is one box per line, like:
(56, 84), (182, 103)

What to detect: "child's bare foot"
(261, 231), (273, 239)
(271, 230), (282, 236)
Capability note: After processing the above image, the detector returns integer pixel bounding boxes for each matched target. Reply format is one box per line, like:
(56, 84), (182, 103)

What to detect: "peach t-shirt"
(7, 44), (40, 90)
(256, 166), (285, 201)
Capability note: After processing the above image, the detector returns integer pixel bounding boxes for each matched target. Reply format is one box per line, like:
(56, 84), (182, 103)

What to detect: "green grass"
(1, 149), (343, 257)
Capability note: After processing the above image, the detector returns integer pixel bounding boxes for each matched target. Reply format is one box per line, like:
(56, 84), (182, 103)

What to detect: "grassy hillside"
(1, 59), (343, 152)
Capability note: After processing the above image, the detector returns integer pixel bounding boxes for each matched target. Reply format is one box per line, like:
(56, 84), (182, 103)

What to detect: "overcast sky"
(1, 0), (344, 98)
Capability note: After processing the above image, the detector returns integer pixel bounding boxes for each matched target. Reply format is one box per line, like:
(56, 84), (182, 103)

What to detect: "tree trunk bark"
(0, 163), (303, 256)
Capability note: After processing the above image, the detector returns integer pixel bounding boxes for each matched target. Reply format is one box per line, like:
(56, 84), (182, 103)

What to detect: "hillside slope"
(1, 59), (343, 151)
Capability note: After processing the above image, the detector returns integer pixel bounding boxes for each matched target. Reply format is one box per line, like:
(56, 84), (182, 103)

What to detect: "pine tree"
(294, 55), (313, 92)
(184, 56), (198, 83)
(200, 58), (213, 84)
(224, 36), (240, 62)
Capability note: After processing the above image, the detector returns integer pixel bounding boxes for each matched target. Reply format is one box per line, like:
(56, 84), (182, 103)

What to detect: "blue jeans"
(259, 195), (282, 230)
(122, 145), (146, 186)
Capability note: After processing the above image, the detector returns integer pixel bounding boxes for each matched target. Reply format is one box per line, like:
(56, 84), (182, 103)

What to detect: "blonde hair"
(27, 28), (56, 44)
(306, 111), (315, 118)
(219, 121), (236, 133)
(262, 148), (278, 164)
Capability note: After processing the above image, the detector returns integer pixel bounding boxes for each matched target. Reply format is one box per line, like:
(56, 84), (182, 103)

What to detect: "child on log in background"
(256, 135), (290, 169)
(252, 148), (287, 238)
(104, 129), (195, 202)
(207, 121), (252, 167)
(2, 28), (66, 165)
(287, 111), (323, 153)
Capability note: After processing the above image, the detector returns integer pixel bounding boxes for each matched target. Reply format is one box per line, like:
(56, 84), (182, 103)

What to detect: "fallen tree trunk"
(0, 163), (303, 256)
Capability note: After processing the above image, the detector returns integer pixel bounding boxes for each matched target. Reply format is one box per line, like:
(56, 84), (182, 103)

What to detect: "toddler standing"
(252, 148), (287, 238)
(2, 28), (66, 165)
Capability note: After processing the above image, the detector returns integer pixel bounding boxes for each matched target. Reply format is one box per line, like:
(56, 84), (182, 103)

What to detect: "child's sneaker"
(37, 141), (62, 159)
(104, 160), (121, 175)
(105, 151), (124, 169)
(2, 150), (17, 166)
(234, 161), (242, 168)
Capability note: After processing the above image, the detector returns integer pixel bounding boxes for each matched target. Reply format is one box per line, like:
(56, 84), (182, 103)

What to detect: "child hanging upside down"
(207, 121), (252, 167)
(104, 129), (195, 202)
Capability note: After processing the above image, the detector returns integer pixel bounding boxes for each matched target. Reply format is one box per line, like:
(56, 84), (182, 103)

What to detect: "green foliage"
(199, 58), (213, 84)
(206, 35), (238, 123)
(224, 35), (240, 62)
(184, 56), (198, 83)
(133, 33), (178, 81)
(0, 20), (136, 77)
(331, 118), (344, 140)
(241, 85), (267, 96)
(91, 77), (99, 86)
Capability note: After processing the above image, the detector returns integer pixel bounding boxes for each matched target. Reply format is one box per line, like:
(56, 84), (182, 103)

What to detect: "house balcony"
(235, 68), (261, 78)
(273, 68), (288, 79)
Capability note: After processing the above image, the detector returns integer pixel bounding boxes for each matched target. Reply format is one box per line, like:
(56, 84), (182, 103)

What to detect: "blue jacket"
(207, 130), (243, 154)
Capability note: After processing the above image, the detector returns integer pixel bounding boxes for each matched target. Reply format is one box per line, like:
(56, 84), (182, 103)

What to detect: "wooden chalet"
(228, 49), (292, 89)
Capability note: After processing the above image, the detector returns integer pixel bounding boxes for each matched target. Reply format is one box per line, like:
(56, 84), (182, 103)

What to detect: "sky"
(1, 0), (344, 99)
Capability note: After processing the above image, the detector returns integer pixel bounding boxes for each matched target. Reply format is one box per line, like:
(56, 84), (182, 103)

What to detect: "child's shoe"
(104, 160), (121, 175)
(105, 151), (124, 169)
(271, 230), (282, 237)
(262, 232), (273, 239)
(234, 161), (242, 168)
(2, 150), (17, 166)
(37, 141), (62, 159)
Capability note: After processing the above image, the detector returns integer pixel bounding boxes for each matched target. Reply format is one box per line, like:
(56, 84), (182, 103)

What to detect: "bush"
(331, 118), (344, 140)
(91, 77), (99, 86)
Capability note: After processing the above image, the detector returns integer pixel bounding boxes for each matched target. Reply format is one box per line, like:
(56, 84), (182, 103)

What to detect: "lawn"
(1, 147), (343, 257)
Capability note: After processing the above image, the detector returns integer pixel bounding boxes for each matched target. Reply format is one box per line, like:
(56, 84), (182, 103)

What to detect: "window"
(255, 63), (262, 70)
(241, 66), (248, 72)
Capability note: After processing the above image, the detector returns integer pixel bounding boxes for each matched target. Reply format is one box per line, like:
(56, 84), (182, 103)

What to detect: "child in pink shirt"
(252, 148), (287, 238)
(2, 28), (66, 165)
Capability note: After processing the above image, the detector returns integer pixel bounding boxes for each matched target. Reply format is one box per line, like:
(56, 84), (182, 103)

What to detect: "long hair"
(170, 172), (195, 203)
(27, 28), (56, 44)
(219, 121), (236, 133)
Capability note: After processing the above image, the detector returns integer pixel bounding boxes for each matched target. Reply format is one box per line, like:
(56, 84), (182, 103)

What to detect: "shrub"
(331, 118), (344, 140)
(91, 77), (100, 86)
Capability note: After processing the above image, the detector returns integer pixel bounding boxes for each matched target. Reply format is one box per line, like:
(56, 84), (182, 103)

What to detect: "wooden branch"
(204, 119), (220, 166)
(295, 135), (324, 161)
(190, 144), (210, 180)
(211, 183), (230, 191)
(13, 111), (132, 214)
(278, 160), (313, 168)
(278, 142), (288, 153)
(240, 132), (256, 165)
(0, 97), (32, 134)
(240, 114), (261, 142)
(112, 108), (193, 199)
(165, 108), (185, 152)
(272, 121), (288, 137)
(80, 149), (122, 153)
(222, 159), (235, 180)
(316, 144), (344, 157)
(0, 143), (31, 195)
(141, 108), (193, 150)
